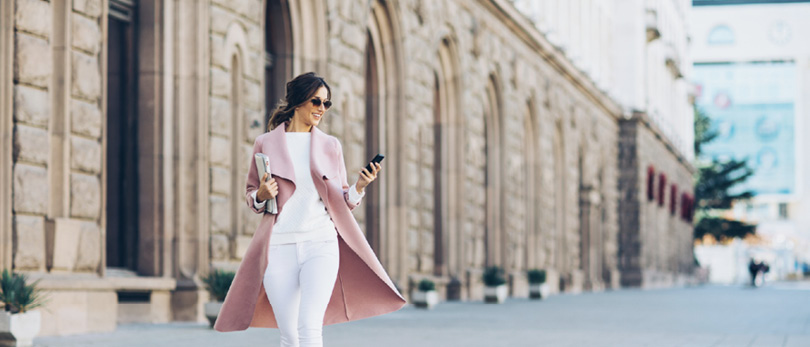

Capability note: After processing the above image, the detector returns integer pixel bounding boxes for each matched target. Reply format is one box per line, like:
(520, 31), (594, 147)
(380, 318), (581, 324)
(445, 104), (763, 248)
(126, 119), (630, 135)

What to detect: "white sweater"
(252, 132), (364, 244)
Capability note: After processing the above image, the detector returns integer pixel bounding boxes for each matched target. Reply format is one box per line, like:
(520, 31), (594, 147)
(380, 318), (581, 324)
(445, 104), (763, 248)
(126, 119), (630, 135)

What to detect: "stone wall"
(314, 0), (624, 297)
(618, 115), (694, 288)
(11, 0), (104, 274)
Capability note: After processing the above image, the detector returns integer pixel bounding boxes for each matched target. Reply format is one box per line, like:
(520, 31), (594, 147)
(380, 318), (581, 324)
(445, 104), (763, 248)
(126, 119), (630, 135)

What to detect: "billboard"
(693, 61), (795, 196)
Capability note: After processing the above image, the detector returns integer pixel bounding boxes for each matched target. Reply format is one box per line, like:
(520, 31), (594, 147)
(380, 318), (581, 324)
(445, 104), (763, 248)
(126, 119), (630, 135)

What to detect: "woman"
(214, 72), (405, 346)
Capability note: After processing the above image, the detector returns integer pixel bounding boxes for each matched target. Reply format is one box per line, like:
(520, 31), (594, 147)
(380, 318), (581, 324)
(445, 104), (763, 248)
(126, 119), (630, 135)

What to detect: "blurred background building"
(1, 0), (695, 336)
(690, 0), (810, 284)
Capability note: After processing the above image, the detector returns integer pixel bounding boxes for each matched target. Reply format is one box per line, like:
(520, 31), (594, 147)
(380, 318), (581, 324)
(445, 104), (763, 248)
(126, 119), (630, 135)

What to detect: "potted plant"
(482, 266), (507, 304)
(0, 269), (45, 347)
(527, 269), (547, 299)
(411, 279), (439, 309)
(202, 269), (235, 327)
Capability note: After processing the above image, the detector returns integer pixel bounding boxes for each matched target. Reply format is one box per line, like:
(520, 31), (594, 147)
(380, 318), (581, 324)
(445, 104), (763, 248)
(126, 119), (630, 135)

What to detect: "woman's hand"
(256, 173), (278, 202)
(356, 162), (382, 193)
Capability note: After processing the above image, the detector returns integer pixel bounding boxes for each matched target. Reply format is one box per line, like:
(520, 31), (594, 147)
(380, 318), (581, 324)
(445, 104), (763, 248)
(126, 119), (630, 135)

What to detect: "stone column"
(0, 0), (13, 270)
(13, 0), (54, 273)
(171, 0), (211, 323)
(135, 0), (168, 277)
(618, 119), (642, 287)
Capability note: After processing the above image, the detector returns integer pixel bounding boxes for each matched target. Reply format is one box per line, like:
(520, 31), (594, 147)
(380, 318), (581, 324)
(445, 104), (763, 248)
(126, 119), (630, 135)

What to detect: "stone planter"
(529, 283), (543, 299)
(0, 310), (41, 347)
(412, 290), (439, 309)
(483, 285), (507, 304)
(204, 302), (223, 328)
(529, 283), (551, 299)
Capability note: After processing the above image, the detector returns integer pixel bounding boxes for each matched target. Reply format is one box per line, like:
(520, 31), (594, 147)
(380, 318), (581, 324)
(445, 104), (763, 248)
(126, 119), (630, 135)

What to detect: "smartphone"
(364, 154), (385, 173)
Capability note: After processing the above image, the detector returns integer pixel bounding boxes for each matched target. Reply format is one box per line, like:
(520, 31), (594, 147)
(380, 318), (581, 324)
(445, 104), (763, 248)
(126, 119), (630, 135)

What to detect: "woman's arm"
(245, 137), (265, 214)
(336, 139), (363, 211)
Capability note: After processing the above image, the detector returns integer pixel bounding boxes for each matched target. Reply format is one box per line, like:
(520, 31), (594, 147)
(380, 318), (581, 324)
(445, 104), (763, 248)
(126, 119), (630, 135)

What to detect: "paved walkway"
(36, 282), (810, 347)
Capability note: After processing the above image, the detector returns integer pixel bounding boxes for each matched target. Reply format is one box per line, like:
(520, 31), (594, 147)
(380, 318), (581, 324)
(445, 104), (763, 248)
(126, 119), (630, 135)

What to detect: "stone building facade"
(1, 0), (695, 336)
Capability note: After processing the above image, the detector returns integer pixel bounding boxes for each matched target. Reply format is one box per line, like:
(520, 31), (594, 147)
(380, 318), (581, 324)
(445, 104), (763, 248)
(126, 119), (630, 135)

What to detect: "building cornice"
(631, 111), (697, 174)
(479, 0), (623, 120)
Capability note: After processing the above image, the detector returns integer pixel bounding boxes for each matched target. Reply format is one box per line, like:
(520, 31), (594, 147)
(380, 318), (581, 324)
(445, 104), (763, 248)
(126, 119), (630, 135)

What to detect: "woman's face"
(293, 86), (329, 128)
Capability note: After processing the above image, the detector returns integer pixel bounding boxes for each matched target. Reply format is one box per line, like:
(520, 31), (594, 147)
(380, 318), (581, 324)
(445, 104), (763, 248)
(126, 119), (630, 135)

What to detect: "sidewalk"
(35, 284), (810, 347)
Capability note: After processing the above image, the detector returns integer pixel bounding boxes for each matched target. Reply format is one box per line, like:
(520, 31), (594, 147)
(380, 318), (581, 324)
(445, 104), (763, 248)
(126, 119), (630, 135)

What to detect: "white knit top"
(252, 132), (364, 244)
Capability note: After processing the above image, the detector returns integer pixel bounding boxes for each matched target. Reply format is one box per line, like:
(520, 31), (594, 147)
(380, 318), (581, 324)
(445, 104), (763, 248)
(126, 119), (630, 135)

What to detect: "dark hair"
(267, 72), (332, 131)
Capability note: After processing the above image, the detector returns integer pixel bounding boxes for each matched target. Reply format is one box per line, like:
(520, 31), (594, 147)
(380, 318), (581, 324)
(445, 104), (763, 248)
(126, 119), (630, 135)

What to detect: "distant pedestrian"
(214, 72), (405, 346)
(748, 259), (759, 287)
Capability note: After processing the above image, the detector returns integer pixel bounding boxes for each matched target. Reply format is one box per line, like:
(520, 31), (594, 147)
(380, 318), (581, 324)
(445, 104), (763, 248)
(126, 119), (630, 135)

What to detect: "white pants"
(263, 236), (340, 347)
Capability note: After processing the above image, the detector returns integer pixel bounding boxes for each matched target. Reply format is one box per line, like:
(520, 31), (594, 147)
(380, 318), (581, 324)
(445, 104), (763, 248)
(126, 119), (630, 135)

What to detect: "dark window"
(670, 184), (678, 215)
(658, 173), (667, 206)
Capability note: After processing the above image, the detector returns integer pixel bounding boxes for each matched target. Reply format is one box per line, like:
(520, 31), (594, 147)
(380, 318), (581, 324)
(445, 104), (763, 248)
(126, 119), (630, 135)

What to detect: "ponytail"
(267, 100), (295, 131)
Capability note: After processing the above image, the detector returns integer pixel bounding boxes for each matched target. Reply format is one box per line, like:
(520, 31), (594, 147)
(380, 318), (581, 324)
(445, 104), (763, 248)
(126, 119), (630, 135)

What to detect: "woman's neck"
(287, 118), (312, 133)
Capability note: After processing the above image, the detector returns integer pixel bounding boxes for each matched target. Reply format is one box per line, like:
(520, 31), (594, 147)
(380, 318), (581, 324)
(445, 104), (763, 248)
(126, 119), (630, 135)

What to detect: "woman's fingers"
(269, 179), (278, 197)
(359, 169), (375, 181)
(262, 172), (268, 182)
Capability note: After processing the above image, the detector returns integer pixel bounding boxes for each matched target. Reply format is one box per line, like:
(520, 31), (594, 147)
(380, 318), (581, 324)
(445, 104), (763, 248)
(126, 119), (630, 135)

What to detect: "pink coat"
(214, 123), (406, 332)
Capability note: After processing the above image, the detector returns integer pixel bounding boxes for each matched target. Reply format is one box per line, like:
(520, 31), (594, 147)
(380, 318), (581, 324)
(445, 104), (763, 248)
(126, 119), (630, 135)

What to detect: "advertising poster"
(693, 61), (795, 196)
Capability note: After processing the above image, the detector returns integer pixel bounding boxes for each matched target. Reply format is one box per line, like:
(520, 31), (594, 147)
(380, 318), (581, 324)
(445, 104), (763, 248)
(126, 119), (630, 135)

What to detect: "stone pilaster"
(208, 0), (264, 264)
(0, 0), (14, 269)
(12, 0), (53, 272)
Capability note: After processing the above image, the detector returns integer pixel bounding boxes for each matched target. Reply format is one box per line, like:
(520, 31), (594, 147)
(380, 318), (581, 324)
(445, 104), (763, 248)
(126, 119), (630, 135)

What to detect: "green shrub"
(0, 269), (46, 313)
(202, 269), (236, 302)
(482, 266), (506, 287)
(417, 279), (436, 292)
(527, 269), (547, 284)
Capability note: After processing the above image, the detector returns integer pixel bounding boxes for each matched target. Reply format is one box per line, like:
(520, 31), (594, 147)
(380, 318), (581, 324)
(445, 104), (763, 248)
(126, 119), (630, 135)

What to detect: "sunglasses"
(310, 98), (332, 110)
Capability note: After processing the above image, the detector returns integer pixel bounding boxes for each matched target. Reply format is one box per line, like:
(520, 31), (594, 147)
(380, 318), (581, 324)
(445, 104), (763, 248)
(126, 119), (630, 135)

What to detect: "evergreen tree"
(692, 106), (756, 241)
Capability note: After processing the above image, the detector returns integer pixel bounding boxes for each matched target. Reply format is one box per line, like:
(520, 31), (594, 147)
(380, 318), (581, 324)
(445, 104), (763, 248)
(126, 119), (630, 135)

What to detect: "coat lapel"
(262, 123), (295, 184)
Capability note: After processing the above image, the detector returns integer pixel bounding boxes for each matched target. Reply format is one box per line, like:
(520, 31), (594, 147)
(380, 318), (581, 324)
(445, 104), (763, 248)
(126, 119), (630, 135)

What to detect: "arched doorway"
(432, 38), (461, 278)
(364, 0), (404, 272)
(106, 0), (139, 271)
(483, 75), (502, 267)
(264, 0), (292, 126)
(523, 100), (538, 270)
(364, 31), (382, 256)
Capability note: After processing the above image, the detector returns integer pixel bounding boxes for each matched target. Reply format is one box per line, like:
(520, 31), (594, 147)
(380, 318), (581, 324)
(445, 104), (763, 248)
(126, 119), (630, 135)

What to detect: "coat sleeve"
(336, 138), (361, 211)
(245, 136), (265, 214)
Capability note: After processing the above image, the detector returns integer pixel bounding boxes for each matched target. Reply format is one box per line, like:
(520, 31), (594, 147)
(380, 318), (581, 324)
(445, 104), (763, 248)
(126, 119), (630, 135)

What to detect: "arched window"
(647, 165), (656, 201)
(707, 25), (734, 45)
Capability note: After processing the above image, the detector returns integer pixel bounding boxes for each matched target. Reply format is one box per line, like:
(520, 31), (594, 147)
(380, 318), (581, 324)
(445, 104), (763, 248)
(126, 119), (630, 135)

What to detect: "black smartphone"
(364, 154), (385, 173)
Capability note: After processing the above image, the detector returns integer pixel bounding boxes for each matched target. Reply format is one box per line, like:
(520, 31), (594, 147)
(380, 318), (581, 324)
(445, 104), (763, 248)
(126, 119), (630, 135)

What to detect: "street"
(36, 283), (810, 347)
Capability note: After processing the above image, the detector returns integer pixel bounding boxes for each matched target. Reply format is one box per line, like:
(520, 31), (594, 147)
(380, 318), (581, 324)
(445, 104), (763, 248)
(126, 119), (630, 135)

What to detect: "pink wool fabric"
(214, 123), (406, 332)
